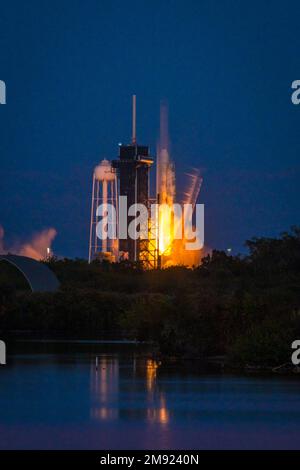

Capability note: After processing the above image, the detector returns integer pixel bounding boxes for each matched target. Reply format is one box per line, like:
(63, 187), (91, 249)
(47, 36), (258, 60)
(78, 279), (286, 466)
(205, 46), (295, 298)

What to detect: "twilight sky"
(0, 0), (300, 258)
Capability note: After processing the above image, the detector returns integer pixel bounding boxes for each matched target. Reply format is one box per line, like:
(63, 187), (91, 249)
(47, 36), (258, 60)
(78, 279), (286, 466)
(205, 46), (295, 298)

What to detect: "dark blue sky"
(1, 0), (300, 258)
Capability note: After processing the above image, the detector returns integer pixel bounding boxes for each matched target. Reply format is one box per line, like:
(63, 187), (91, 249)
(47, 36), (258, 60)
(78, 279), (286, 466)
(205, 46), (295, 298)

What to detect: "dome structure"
(0, 254), (60, 292)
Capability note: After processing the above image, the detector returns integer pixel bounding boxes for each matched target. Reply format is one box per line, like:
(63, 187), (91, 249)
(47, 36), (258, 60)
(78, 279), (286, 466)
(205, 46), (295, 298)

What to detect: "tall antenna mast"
(132, 94), (136, 144)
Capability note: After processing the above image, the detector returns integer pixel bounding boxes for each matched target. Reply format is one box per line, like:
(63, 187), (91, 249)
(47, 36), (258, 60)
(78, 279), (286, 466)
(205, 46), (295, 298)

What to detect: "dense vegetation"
(1, 227), (300, 368)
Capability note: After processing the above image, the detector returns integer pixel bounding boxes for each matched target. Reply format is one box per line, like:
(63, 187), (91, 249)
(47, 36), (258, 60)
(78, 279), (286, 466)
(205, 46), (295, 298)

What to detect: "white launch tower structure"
(88, 159), (118, 263)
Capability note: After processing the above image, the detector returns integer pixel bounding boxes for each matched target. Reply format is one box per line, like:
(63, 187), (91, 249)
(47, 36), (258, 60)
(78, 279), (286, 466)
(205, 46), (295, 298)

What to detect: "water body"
(0, 341), (300, 450)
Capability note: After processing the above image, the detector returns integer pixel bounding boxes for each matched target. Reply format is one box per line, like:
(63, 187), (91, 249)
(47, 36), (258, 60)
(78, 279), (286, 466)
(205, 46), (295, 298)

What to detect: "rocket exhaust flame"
(156, 103), (176, 257)
(156, 103), (203, 267)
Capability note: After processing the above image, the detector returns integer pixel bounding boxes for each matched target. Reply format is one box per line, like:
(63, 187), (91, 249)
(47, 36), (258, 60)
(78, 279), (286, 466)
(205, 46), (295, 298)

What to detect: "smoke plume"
(0, 226), (57, 261)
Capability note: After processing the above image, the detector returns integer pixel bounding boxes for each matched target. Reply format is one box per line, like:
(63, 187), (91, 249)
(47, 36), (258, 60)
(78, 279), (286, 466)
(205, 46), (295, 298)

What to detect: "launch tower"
(112, 96), (157, 267)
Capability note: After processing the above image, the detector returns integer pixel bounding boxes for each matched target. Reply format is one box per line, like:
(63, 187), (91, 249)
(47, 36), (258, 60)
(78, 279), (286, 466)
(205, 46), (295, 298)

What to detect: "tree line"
(0, 227), (300, 367)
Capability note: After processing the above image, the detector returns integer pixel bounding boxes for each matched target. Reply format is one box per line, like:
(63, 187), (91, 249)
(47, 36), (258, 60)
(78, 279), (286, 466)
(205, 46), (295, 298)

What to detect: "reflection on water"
(2, 343), (300, 449)
(147, 395), (169, 425)
(146, 359), (169, 425)
(90, 357), (169, 425)
(90, 357), (119, 421)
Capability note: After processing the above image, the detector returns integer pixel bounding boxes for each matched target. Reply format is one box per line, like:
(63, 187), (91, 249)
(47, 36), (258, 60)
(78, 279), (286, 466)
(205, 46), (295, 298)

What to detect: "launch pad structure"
(88, 96), (202, 268)
(89, 96), (159, 269)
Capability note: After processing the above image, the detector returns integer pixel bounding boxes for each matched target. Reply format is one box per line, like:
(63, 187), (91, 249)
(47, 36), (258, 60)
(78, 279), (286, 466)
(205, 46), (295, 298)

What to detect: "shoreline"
(3, 336), (300, 377)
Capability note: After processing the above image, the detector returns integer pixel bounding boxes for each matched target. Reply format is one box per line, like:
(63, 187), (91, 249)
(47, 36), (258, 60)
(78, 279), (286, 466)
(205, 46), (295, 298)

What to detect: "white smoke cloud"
(0, 226), (57, 261)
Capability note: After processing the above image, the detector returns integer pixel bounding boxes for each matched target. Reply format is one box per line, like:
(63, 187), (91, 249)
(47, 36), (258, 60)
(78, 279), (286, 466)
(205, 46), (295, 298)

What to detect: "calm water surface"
(0, 341), (300, 449)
